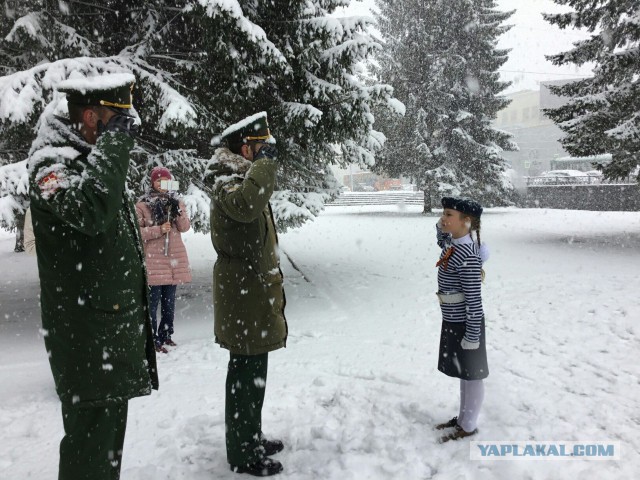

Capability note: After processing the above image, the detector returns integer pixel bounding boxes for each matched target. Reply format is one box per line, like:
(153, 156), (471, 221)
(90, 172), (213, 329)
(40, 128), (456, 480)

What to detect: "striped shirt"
(436, 224), (484, 343)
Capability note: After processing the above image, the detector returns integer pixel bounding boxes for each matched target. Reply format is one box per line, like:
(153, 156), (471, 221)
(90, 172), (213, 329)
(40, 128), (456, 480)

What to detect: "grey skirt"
(437, 320), (489, 380)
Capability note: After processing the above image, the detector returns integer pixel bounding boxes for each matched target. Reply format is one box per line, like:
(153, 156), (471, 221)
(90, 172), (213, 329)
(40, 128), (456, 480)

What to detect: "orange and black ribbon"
(436, 246), (455, 271)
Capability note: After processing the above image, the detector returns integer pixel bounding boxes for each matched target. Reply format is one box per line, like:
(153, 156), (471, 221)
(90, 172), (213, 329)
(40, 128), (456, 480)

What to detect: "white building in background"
(330, 163), (365, 191)
(331, 79), (588, 188)
(495, 79), (587, 177)
(330, 163), (411, 192)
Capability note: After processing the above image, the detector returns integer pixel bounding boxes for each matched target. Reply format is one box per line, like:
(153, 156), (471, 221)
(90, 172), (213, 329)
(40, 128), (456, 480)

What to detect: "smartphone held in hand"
(160, 180), (180, 191)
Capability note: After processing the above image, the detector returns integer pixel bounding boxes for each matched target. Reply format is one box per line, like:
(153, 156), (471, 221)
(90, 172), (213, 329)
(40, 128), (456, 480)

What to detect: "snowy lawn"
(1, 206), (639, 479)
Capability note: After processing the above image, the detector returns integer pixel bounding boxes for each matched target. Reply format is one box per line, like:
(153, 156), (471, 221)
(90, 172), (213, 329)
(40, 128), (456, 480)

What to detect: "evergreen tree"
(373, 0), (517, 211)
(544, 1), (640, 181)
(0, 0), (397, 236)
(0, 1), (45, 249)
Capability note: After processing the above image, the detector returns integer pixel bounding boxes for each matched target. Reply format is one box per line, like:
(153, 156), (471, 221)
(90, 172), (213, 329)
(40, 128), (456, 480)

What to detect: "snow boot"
(164, 338), (177, 347)
(439, 425), (478, 443)
(155, 344), (168, 354)
(435, 417), (458, 430)
(260, 438), (284, 456)
(230, 457), (283, 476)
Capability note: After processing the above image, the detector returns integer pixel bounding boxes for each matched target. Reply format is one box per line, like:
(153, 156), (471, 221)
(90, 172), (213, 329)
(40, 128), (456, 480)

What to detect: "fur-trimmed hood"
(28, 115), (92, 177)
(203, 147), (252, 190)
(209, 147), (252, 175)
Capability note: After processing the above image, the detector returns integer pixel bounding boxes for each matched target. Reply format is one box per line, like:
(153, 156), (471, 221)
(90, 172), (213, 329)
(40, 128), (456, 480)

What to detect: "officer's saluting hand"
(254, 144), (278, 161)
(98, 113), (140, 137)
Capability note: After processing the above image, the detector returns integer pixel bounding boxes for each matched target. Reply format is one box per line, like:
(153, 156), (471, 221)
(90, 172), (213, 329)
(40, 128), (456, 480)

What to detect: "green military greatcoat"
(29, 115), (158, 407)
(208, 147), (287, 355)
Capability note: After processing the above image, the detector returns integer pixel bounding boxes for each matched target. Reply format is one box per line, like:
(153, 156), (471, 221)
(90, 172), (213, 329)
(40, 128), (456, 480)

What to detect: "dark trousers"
(149, 284), (177, 345)
(59, 402), (128, 480)
(225, 353), (269, 466)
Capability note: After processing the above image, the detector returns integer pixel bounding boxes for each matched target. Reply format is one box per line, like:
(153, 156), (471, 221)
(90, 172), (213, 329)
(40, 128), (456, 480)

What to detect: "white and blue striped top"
(436, 224), (486, 343)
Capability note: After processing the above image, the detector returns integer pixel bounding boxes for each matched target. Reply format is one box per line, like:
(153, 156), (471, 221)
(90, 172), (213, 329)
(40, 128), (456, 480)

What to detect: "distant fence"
(525, 175), (637, 187)
(324, 183), (640, 212)
(525, 183), (640, 211)
(326, 191), (424, 206)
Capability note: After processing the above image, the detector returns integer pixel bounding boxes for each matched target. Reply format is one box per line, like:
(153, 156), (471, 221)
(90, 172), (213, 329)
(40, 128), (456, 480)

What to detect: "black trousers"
(59, 402), (128, 480)
(225, 352), (269, 466)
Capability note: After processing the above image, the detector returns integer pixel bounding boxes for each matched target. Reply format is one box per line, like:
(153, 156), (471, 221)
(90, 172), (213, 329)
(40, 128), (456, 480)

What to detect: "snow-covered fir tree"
(0, 1), (40, 250)
(544, 0), (640, 181)
(373, 0), (517, 211)
(0, 160), (28, 251)
(0, 0), (397, 237)
(228, 1), (398, 230)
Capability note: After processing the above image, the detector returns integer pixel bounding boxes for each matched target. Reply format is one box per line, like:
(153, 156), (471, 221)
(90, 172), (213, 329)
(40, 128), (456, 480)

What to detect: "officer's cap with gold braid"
(221, 112), (273, 146)
(56, 73), (135, 109)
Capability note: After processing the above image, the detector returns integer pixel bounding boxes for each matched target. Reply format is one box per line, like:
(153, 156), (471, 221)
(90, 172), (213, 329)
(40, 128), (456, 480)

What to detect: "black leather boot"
(435, 416), (458, 430)
(230, 457), (283, 476)
(261, 438), (284, 456)
(439, 425), (478, 443)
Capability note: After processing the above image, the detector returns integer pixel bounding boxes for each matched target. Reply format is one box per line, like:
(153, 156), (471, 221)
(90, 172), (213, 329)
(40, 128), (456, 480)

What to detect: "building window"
(522, 107), (530, 121)
(510, 110), (518, 123)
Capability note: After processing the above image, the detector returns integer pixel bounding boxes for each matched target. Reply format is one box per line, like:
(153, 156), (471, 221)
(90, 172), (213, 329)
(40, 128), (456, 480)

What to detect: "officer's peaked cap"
(56, 73), (135, 109)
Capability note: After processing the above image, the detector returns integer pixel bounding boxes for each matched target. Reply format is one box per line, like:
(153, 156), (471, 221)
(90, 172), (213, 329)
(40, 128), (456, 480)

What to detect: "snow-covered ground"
(1, 206), (639, 479)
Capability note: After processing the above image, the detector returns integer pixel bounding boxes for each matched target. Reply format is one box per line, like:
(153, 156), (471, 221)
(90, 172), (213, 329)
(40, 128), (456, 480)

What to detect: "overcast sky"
(335, 0), (594, 94)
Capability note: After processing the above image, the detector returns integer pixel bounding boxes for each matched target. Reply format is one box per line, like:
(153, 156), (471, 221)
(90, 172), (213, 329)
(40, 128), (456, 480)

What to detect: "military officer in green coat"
(28, 73), (158, 480)
(207, 112), (287, 476)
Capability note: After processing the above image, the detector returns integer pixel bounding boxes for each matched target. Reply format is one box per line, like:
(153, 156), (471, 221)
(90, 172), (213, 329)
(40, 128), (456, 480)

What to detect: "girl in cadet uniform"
(433, 196), (489, 442)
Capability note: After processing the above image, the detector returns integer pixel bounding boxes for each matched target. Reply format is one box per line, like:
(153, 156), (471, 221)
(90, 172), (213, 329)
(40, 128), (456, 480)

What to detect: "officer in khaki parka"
(207, 112), (287, 476)
(28, 73), (158, 480)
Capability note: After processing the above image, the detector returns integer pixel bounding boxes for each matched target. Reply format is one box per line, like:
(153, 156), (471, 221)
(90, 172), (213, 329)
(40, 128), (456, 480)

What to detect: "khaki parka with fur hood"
(206, 147), (287, 355)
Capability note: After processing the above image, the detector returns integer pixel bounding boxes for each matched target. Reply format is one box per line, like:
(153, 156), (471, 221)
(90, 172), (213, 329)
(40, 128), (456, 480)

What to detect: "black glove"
(254, 145), (278, 161)
(167, 196), (181, 217)
(98, 114), (140, 138)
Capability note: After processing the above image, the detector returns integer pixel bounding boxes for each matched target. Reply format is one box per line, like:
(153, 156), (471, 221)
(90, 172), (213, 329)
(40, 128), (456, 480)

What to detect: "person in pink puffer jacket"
(136, 166), (192, 353)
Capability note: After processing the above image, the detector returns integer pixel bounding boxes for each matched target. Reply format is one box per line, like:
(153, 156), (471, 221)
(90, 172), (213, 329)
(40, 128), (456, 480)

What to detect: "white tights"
(458, 379), (484, 432)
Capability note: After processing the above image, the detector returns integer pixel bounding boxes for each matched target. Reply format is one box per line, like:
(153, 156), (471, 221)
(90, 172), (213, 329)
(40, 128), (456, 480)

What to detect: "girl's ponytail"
(469, 216), (485, 281)
(471, 217), (481, 246)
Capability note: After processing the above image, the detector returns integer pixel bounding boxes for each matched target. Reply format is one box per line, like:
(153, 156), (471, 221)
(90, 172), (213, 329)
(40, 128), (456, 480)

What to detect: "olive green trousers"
(58, 402), (128, 480)
(225, 352), (269, 466)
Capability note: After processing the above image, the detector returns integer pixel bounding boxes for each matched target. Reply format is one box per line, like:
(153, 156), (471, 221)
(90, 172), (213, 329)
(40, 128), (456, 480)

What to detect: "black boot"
(435, 416), (458, 430)
(261, 438), (284, 456)
(230, 457), (283, 477)
(439, 425), (478, 443)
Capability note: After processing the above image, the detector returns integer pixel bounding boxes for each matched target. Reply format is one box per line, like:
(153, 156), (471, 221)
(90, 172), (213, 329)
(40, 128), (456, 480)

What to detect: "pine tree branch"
(124, 11), (183, 55)
(148, 54), (197, 65)
(0, 149), (29, 154)
(67, 1), (119, 12)
(54, 12), (109, 17)
(66, 1), (183, 13)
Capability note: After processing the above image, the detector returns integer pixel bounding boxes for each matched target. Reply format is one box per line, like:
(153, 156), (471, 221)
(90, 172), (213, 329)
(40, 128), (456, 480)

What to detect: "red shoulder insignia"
(38, 172), (61, 195)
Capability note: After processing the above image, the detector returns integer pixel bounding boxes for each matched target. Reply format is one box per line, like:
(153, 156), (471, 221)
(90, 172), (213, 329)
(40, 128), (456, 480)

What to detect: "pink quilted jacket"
(135, 200), (192, 286)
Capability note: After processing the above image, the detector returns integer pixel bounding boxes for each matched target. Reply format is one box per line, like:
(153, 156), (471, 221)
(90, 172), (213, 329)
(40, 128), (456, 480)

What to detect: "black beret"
(441, 197), (483, 218)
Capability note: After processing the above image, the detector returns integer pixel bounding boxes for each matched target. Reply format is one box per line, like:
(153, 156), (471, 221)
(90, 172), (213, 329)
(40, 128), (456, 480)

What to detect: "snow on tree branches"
(373, 0), (517, 209)
(544, 0), (640, 181)
(1, 0), (398, 235)
(0, 160), (28, 228)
